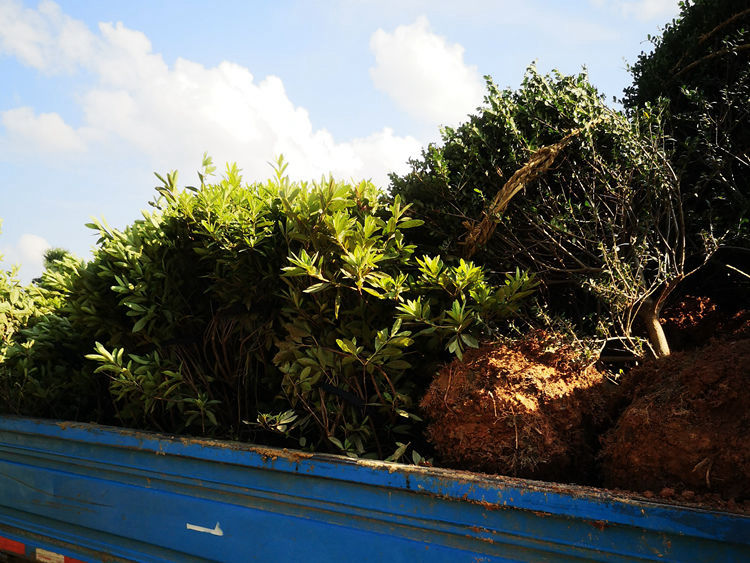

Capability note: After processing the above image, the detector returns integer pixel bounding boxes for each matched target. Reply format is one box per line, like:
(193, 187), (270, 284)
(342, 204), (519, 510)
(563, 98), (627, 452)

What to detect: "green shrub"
(390, 66), (689, 357)
(0, 259), (35, 347)
(0, 231), (96, 419)
(0, 158), (536, 460)
(624, 0), (750, 252)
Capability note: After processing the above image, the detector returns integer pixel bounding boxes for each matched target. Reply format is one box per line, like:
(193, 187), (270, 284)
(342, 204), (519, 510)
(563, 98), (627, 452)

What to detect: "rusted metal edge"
(2, 417), (748, 536)
(1, 416), (748, 562)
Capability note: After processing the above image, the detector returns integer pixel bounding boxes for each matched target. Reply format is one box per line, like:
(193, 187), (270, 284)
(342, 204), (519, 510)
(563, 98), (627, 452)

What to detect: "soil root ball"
(420, 332), (611, 483)
(660, 295), (750, 352)
(601, 338), (750, 501)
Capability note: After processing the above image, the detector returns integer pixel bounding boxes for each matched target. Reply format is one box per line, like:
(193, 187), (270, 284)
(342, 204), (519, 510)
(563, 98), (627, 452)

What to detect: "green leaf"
(385, 442), (409, 462)
(397, 219), (424, 229)
(328, 436), (344, 450)
(132, 316), (148, 333)
(386, 359), (411, 370)
(460, 333), (479, 348)
(304, 282), (330, 294)
(362, 287), (384, 298)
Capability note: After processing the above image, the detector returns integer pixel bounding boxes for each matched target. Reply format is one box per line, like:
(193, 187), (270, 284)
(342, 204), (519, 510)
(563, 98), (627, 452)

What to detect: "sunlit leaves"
(1, 155), (536, 461)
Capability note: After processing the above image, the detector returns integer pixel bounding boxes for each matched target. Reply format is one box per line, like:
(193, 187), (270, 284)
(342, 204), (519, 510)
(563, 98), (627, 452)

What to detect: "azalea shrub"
(0, 157), (536, 460)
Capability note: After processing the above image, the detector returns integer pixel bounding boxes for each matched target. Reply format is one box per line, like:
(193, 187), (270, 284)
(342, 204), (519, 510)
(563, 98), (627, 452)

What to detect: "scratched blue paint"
(0, 416), (747, 562)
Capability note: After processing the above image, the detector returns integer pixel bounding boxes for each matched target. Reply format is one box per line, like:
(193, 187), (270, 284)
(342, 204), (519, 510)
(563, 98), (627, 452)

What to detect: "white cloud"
(2, 106), (87, 153)
(593, 0), (680, 21)
(0, 0), (93, 73)
(622, 0), (680, 21)
(1, 233), (50, 283)
(369, 16), (485, 128)
(0, 1), (421, 187)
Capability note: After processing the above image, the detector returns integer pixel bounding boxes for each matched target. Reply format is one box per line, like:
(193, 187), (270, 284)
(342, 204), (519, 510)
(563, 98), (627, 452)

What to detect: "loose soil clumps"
(600, 338), (750, 503)
(660, 295), (750, 352)
(421, 296), (750, 511)
(420, 332), (611, 483)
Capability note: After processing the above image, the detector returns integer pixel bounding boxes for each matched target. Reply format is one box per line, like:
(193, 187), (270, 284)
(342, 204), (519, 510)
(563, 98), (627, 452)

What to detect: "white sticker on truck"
(186, 522), (224, 536)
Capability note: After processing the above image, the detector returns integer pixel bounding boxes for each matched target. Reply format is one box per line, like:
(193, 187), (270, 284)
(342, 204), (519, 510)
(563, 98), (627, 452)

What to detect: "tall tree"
(624, 0), (750, 255)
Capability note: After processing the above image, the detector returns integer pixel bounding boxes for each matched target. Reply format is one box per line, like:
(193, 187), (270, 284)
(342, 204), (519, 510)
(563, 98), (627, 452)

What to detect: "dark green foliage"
(0, 238), (96, 420)
(624, 0), (750, 252)
(0, 158), (535, 460)
(390, 66), (687, 356)
(0, 263), (34, 347)
(390, 67), (613, 259)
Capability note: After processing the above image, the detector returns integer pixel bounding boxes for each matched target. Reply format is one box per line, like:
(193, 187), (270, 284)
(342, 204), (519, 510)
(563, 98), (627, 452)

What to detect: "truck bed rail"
(0, 416), (747, 562)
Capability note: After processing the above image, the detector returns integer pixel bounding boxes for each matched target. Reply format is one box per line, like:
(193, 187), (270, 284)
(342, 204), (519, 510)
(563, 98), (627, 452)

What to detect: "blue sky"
(1, 0), (681, 282)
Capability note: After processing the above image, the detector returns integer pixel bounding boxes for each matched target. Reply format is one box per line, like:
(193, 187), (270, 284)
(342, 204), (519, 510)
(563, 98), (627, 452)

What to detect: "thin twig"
(725, 263), (750, 280)
(674, 43), (750, 79)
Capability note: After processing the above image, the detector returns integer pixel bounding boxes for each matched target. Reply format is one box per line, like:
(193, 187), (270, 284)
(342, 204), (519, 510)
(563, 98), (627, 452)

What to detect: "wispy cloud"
(0, 232), (50, 283)
(369, 16), (485, 128)
(0, 0), (93, 73)
(0, 0), (421, 187)
(592, 0), (680, 22)
(2, 106), (88, 153)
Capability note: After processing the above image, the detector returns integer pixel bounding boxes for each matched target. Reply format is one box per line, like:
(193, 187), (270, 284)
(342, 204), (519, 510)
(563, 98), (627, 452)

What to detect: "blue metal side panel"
(0, 416), (747, 562)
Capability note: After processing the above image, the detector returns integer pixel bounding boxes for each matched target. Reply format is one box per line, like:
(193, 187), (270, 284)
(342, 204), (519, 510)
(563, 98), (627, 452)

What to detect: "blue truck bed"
(0, 416), (747, 562)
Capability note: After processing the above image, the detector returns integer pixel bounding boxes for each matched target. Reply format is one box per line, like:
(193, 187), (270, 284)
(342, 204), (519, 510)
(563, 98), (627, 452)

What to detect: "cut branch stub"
(462, 119), (603, 258)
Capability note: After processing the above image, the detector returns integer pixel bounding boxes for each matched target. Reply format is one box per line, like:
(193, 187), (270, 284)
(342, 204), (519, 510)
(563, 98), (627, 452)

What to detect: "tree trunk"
(639, 300), (670, 357)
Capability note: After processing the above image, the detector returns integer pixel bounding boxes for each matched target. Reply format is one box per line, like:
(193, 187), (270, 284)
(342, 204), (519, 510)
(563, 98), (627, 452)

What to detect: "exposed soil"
(660, 295), (750, 351)
(600, 337), (750, 505)
(420, 331), (613, 483)
(421, 296), (750, 512)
